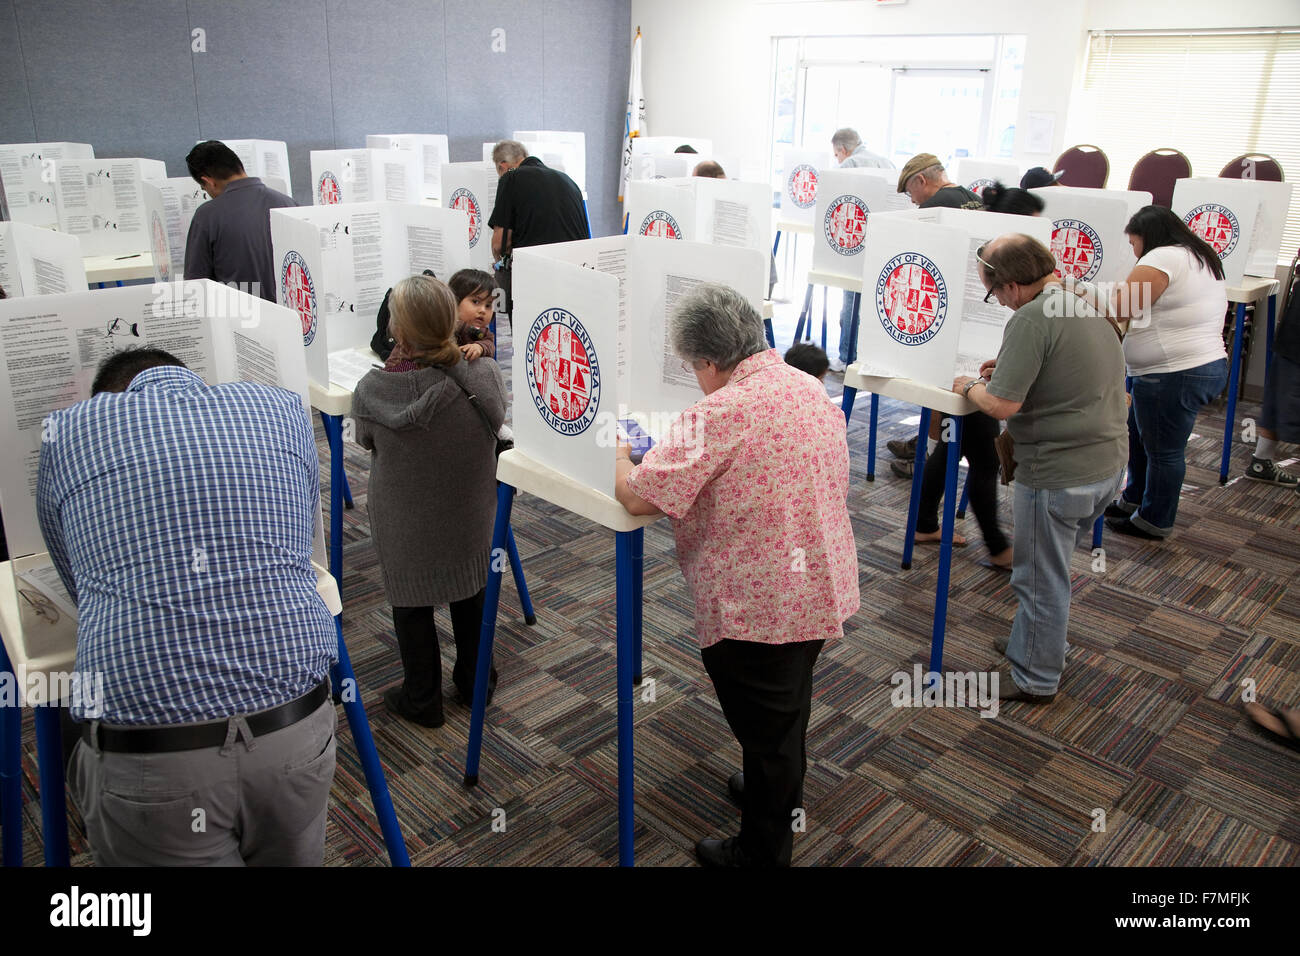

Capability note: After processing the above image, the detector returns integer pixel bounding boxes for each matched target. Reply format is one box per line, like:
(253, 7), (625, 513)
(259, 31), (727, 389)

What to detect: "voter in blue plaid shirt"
(37, 347), (338, 866)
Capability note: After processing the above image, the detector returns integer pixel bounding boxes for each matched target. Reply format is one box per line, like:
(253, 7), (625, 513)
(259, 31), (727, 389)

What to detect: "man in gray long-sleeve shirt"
(183, 140), (295, 302)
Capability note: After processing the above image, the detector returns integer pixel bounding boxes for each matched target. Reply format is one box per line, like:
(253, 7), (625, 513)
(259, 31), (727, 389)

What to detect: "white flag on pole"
(619, 28), (645, 203)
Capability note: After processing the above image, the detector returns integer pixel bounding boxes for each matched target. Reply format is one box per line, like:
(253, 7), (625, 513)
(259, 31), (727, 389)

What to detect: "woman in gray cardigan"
(352, 274), (507, 727)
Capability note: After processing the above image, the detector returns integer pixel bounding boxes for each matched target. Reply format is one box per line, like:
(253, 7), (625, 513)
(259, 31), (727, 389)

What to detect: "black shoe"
(382, 687), (445, 728)
(887, 436), (918, 460)
(992, 634), (1009, 655)
(1105, 516), (1163, 541)
(696, 837), (746, 867)
(453, 667), (499, 708)
(890, 458), (914, 479)
(727, 772), (745, 807)
(1103, 500), (1135, 520)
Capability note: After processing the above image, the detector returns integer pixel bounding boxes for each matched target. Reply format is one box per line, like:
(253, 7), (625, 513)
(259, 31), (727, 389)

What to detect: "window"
(1072, 30), (1300, 261)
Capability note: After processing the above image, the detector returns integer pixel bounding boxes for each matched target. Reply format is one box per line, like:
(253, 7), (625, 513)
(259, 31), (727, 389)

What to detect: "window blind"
(1077, 30), (1300, 265)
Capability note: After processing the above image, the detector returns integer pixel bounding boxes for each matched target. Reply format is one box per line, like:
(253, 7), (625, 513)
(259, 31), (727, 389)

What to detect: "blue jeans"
(1119, 359), (1228, 535)
(1006, 469), (1125, 695)
(837, 291), (857, 365)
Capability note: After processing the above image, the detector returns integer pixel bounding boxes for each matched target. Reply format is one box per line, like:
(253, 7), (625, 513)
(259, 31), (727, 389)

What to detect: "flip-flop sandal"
(1244, 702), (1300, 747)
(977, 559), (1012, 573)
(916, 534), (968, 548)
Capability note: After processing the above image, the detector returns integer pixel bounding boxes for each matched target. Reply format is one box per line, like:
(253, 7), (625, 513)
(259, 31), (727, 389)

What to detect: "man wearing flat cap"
(897, 153), (983, 209)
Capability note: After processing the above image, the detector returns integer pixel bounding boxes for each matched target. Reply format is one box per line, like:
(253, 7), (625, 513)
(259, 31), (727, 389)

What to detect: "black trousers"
(701, 638), (824, 866)
(392, 589), (495, 716)
(916, 411), (1009, 555)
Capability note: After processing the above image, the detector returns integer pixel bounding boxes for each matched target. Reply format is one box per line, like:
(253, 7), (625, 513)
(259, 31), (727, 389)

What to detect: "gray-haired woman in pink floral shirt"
(616, 283), (860, 867)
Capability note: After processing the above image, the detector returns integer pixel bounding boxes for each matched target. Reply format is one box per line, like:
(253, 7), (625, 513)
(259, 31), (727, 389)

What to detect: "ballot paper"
(328, 347), (383, 391)
(16, 561), (78, 622)
(0, 142), (94, 229)
(0, 222), (87, 297)
(52, 158), (167, 257)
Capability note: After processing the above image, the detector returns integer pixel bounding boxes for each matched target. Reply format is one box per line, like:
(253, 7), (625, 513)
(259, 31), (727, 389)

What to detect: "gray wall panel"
(326, 0), (449, 148)
(189, 0), (335, 204)
(444, 0), (545, 163)
(14, 0), (198, 169)
(0, 0), (37, 144)
(543, 0), (630, 237)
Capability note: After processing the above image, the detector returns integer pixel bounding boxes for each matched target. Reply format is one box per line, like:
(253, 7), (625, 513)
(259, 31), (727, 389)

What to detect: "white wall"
(631, 0), (1300, 181)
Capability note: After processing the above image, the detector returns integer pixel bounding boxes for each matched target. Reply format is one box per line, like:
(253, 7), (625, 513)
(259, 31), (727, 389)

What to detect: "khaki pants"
(69, 698), (336, 866)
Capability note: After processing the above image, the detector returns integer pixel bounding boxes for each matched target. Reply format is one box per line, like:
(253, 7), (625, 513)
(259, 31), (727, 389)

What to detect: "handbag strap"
(443, 366), (499, 444)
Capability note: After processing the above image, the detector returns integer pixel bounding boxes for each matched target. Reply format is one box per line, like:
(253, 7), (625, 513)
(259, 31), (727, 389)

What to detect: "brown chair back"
(1128, 148), (1192, 208)
(1052, 144), (1109, 188)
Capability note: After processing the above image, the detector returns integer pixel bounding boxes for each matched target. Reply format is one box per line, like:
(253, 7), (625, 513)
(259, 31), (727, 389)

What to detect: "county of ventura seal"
(823, 195), (869, 256)
(281, 251), (318, 346)
(449, 187), (481, 247)
(151, 212), (170, 282)
(968, 178), (995, 197)
(1050, 219), (1103, 281)
(1183, 203), (1239, 258)
(317, 170), (341, 205)
(639, 209), (682, 239)
(875, 253), (948, 345)
(525, 308), (600, 436)
(787, 163), (818, 209)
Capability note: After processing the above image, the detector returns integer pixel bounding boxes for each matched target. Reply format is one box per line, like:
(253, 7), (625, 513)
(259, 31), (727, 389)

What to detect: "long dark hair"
(981, 181), (1044, 217)
(1124, 206), (1225, 280)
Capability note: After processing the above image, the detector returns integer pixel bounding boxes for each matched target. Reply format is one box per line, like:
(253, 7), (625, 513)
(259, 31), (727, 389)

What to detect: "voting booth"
(440, 161), (498, 272)
(632, 136), (712, 159)
(0, 222), (86, 297)
(952, 159), (1021, 199)
(141, 178), (210, 284)
(309, 149), (421, 206)
(217, 139), (291, 196)
(51, 158), (166, 258)
(510, 236), (765, 497)
(811, 168), (912, 279)
(0, 143), (94, 230)
(367, 134), (450, 203)
(513, 130), (586, 195)
(632, 154), (692, 181)
(780, 149), (832, 225)
(857, 208), (1053, 388)
(625, 177), (771, 291)
(270, 201), (471, 389)
(1032, 185), (1152, 286)
(1172, 177), (1293, 283)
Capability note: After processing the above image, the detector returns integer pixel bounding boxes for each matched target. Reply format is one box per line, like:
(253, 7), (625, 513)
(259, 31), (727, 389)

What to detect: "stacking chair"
(1052, 144), (1109, 188)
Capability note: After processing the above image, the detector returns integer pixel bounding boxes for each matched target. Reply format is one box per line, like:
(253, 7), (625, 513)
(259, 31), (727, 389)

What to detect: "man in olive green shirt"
(953, 233), (1127, 702)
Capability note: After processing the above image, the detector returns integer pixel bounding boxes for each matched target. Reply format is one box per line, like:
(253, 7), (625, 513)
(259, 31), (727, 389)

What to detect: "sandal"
(915, 530), (968, 548)
(1244, 701), (1300, 748)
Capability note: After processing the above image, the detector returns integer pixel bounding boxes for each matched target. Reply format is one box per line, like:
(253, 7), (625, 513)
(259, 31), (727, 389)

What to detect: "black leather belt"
(82, 681), (330, 754)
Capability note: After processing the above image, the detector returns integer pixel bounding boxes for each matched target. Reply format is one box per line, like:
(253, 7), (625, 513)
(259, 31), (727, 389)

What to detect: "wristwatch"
(963, 379), (984, 397)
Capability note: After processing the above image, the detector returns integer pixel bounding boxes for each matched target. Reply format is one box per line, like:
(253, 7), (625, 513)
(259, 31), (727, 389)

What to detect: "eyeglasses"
(975, 244), (999, 303)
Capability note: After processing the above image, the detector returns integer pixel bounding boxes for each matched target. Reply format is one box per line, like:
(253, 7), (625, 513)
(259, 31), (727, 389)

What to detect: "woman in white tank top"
(1104, 206), (1228, 540)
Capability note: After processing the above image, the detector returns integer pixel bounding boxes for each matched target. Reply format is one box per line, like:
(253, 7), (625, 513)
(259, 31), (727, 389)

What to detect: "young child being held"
(784, 342), (830, 381)
(448, 269), (498, 361)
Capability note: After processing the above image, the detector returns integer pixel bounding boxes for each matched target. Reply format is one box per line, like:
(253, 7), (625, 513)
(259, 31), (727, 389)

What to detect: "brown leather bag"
(994, 429), (1016, 485)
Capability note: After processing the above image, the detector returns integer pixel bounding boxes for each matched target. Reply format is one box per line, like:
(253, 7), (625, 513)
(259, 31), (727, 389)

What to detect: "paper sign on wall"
(51, 158), (167, 258)
(1170, 179), (1265, 287)
(812, 168), (913, 280)
(441, 161), (498, 272)
(0, 280), (323, 560)
(780, 149), (831, 225)
(367, 134), (450, 203)
(511, 236), (764, 497)
(270, 201), (471, 388)
(0, 222), (87, 296)
(217, 139), (292, 196)
(310, 149), (420, 206)
(0, 142), (95, 229)
(141, 178), (210, 283)
(951, 159), (1021, 199)
(1032, 185), (1151, 287)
